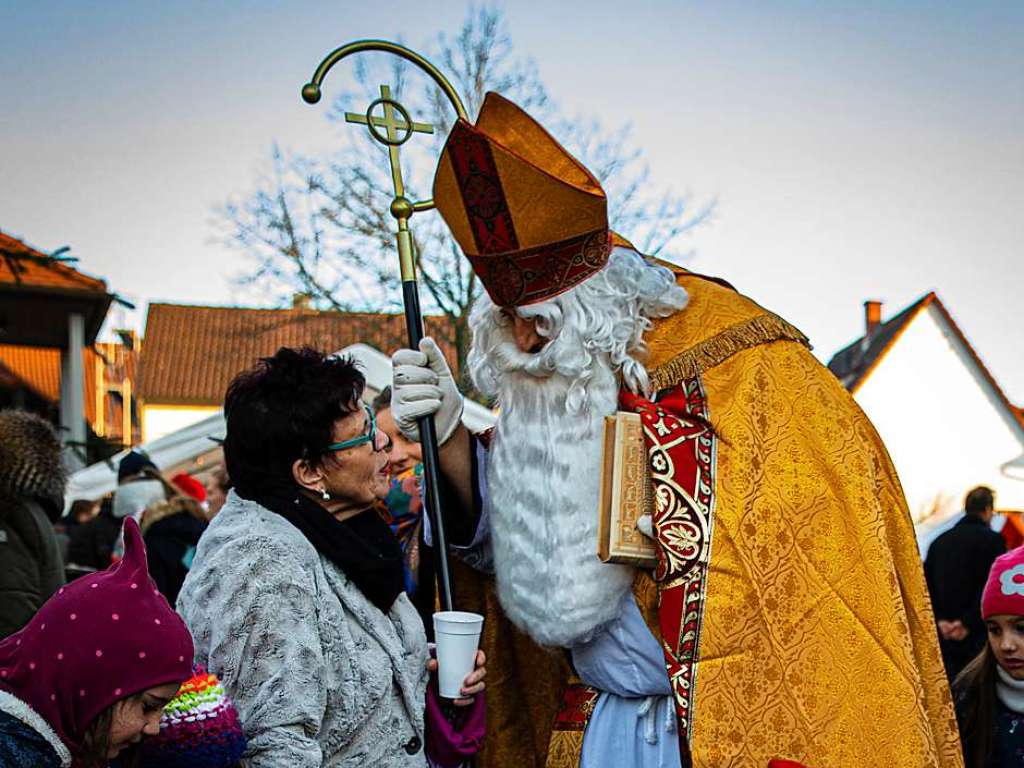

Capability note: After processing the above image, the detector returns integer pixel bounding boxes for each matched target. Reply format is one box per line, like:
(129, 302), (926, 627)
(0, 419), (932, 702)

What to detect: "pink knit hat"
(982, 547), (1024, 619)
(0, 518), (193, 752)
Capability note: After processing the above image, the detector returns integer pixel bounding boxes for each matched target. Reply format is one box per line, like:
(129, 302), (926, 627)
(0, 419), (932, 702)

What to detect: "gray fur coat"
(177, 492), (429, 767)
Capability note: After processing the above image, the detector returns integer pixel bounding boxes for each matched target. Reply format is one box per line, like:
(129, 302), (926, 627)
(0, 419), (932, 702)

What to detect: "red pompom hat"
(982, 547), (1024, 619)
(0, 517), (193, 753)
(171, 472), (207, 503)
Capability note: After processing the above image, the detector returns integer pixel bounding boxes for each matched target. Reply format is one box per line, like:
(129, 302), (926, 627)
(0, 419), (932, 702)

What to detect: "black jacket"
(0, 497), (65, 640)
(143, 509), (206, 605)
(925, 515), (1006, 676)
(66, 505), (121, 571)
(0, 411), (66, 640)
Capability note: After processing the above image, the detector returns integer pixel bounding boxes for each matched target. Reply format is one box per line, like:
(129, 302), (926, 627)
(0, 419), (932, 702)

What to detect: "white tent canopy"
(67, 343), (495, 503)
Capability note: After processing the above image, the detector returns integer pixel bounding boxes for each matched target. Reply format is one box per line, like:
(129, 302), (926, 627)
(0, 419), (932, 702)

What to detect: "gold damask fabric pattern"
(641, 271), (961, 766)
(686, 337), (961, 767)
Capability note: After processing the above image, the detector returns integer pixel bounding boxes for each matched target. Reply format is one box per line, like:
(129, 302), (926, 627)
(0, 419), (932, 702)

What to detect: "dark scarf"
(235, 477), (405, 613)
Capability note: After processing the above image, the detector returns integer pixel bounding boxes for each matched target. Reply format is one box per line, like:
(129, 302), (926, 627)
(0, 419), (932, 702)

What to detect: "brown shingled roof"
(139, 303), (456, 406)
(0, 344), (99, 424)
(0, 230), (107, 293)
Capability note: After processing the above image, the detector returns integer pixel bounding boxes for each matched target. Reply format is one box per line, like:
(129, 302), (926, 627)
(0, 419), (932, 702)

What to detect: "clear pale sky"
(2, 1), (1022, 399)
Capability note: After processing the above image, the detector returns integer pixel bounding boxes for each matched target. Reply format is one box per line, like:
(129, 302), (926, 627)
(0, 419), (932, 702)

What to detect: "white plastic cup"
(432, 611), (484, 699)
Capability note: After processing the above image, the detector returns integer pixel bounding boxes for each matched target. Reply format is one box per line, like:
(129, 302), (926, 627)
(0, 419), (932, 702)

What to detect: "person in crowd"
(0, 517), (193, 767)
(53, 499), (100, 566)
(177, 347), (485, 767)
(67, 493), (119, 572)
(204, 468), (230, 520)
(139, 665), (247, 768)
(390, 92), (958, 766)
(170, 473), (206, 505)
(70, 499), (100, 525)
(68, 451), (165, 571)
(953, 547), (1024, 767)
(373, 386), (433, 633)
(141, 492), (208, 606)
(927, 486), (1007, 680)
(374, 387), (424, 479)
(0, 409), (66, 639)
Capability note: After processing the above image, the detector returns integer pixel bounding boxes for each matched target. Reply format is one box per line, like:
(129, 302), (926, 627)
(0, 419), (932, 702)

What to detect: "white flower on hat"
(999, 564), (1024, 596)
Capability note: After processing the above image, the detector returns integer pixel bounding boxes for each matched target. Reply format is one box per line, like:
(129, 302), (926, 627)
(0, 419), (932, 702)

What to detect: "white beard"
(486, 350), (636, 648)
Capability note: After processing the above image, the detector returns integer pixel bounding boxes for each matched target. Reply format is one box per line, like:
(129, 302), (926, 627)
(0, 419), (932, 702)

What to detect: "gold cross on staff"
(344, 84), (433, 199)
(344, 85), (433, 143)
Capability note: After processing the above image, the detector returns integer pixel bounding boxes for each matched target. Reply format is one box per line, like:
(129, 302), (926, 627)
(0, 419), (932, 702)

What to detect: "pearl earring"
(320, 487), (331, 501)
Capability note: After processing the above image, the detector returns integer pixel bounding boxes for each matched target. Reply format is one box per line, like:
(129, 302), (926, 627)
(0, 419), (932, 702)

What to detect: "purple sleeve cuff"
(425, 684), (486, 768)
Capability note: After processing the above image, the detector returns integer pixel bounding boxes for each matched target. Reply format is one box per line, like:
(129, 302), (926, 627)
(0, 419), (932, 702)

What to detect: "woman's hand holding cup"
(426, 649), (486, 706)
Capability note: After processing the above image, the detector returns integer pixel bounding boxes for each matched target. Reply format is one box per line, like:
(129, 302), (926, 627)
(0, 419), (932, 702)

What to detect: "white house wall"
(854, 304), (1024, 521)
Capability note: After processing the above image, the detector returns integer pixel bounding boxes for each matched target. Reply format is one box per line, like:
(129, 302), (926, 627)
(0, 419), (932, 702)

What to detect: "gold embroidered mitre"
(433, 92), (612, 307)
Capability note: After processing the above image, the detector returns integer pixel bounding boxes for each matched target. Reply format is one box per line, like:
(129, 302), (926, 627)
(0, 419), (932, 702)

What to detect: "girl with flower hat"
(0, 517), (193, 767)
(955, 547), (1024, 767)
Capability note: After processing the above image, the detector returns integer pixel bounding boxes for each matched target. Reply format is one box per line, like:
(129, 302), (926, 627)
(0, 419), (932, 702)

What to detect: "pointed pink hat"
(0, 518), (193, 752)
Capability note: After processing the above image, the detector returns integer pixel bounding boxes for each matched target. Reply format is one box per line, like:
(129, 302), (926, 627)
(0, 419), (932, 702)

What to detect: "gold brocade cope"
(645, 270), (961, 766)
(451, 265), (962, 768)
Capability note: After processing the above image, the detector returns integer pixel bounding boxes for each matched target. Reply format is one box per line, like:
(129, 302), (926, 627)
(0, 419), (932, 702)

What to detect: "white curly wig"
(468, 247), (688, 414)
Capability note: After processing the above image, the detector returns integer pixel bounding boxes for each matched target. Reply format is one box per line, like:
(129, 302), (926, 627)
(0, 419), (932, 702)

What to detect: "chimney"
(864, 300), (882, 337)
(114, 328), (137, 351)
(292, 293), (312, 311)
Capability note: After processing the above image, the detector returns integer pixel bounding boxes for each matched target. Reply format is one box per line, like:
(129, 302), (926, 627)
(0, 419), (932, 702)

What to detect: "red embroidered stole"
(545, 380), (717, 768)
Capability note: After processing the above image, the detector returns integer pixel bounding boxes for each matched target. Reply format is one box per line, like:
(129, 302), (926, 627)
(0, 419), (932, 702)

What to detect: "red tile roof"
(139, 303), (456, 406)
(0, 344), (99, 424)
(0, 230), (107, 293)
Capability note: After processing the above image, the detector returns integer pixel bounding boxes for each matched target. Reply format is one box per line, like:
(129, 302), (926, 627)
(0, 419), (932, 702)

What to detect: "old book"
(597, 411), (657, 567)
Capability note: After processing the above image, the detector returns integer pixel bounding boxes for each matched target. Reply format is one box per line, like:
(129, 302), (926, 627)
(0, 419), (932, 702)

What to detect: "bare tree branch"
(218, 4), (714, 376)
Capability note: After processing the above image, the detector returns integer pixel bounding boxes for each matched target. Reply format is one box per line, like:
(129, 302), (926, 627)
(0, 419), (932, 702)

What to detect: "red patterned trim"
(469, 229), (611, 307)
(551, 682), (600, 732)
(447, 121), (519, 255)
(621, 378), (716, 745)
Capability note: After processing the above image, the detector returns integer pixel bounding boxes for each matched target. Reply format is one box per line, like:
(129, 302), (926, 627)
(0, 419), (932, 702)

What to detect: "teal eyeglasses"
(324, 405), (388, 453)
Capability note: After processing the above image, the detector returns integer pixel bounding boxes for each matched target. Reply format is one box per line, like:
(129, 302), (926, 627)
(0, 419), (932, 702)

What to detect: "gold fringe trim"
(649, 313), (811, 391)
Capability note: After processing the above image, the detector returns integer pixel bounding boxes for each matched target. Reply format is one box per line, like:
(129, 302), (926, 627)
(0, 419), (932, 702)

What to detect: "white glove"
(390, 337), (464, 446)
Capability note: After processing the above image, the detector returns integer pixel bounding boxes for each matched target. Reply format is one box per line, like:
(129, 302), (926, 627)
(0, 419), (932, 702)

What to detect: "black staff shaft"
(402, 279), (455, 612)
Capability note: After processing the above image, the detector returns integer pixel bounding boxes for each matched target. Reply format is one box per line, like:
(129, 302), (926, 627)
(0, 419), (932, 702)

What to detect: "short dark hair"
(223, 347), (365, 491)
(371, 386), (392, 414)
(965, 486), (995, 517)
(210, 466), (231, 492)
(69, 498), (97, 520)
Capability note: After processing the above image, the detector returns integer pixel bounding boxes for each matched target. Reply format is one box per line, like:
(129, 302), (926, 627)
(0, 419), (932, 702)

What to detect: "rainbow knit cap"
(141, 666), (247, 767)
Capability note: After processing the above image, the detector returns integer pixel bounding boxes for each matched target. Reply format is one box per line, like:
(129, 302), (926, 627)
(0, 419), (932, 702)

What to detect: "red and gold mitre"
(433, 92), (611, 307)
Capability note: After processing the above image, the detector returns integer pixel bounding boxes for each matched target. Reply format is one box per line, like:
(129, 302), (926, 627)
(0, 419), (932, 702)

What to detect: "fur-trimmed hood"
(0, 410), (66, 516)
(0, 689), (72, 767)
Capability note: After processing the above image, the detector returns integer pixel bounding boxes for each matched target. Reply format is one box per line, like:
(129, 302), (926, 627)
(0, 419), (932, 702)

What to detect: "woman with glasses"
(176, 347), (485, 768)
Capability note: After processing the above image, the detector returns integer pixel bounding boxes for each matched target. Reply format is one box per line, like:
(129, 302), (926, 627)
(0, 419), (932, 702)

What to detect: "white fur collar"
(997, 666), (1024, 714)
(0, 689), (72, 766)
